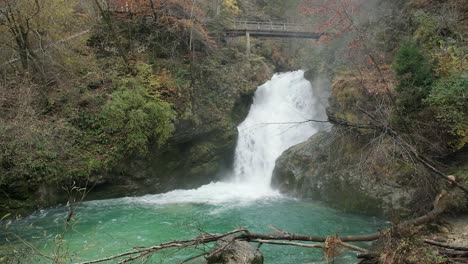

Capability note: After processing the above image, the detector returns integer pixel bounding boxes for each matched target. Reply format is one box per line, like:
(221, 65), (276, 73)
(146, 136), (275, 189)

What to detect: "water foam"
(131, 71), (323, 205)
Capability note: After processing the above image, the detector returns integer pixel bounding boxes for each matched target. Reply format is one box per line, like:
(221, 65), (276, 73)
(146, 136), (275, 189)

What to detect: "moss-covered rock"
(206, 235), (264, 264)
(272, 129), (418, 216)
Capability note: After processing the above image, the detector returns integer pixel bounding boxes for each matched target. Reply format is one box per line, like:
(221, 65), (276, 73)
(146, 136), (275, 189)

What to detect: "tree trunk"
(93, 0), (130, 67)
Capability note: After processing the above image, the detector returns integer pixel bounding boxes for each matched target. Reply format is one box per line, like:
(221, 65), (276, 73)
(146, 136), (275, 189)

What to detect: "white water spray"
(233, 70), (321, 189)
(133, 71), (325, 205)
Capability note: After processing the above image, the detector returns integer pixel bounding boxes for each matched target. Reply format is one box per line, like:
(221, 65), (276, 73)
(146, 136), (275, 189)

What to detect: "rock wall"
(272, 70), (421, 216)
(88, 53), (273, 199)
(1, 51), (273, 215)
(272, 129), (417, 216)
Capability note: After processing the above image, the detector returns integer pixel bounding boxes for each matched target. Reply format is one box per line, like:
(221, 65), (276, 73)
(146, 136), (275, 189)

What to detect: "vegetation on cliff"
(272, 0), (467, 262)
(0, 0), (272, 215)
(302, 0), (468, 204)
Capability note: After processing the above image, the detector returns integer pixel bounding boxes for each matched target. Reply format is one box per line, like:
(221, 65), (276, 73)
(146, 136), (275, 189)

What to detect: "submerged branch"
(76, 228), (247, 264)
(261, 119), (330, 125)
(249, 239), (324, 249)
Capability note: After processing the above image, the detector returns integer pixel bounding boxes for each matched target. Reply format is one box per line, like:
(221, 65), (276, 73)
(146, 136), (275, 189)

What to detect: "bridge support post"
(246, 31), (250, 55)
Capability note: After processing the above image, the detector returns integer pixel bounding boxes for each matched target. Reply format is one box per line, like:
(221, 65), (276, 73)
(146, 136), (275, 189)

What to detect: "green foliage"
(0, 61), (176, 210)
(426, 74), (468, 149)
(432, 44), (468, 77)
(393, 41), (433, 87)
(387, 5), (467, 155)
(99, 62), (175, 157)
(70, 61), (177, 172)
(412, 9), (467, 77)
(413, 10), (439, 47)
(393, 41), (434, 112)
(103, 86), (174, 155)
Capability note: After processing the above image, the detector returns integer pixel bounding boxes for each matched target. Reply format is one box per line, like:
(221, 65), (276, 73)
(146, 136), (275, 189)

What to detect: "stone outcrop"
(272, 129), (417, 216)
(206, 236), (264, 264)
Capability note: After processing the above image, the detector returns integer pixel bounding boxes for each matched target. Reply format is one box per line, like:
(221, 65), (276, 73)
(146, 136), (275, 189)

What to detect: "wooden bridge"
(224, 20), (325, 54)
(225, 21), (325, 39)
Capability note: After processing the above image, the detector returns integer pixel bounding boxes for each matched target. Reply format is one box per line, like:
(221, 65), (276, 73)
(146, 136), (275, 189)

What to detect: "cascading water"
(133, 70), (325, 205)
(233, 70), (322, 189)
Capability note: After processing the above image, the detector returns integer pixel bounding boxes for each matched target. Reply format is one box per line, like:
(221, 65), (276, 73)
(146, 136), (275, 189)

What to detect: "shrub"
(393, 41), (434, 113)
(426, 74), (468, 149)
(103, 85), (175, 156)
(413, 10), (439, 47)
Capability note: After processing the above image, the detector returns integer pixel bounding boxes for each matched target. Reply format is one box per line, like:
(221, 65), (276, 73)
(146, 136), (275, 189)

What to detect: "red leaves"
(300, 0), (382, 60)
(300, 0), (356, 35)
(301, 0), (390, 86)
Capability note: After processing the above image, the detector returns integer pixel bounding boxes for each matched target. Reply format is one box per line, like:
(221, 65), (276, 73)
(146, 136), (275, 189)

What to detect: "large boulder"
(272, 129), (419, 216)
(206, 236), (263, 264)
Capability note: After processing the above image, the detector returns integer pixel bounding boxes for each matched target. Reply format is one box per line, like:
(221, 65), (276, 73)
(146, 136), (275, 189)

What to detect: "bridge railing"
(231, 21), (315, 33)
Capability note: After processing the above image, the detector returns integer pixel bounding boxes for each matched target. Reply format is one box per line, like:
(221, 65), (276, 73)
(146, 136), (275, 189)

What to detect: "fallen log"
(438, 249), (468, 258)
(240, 230), (382, 242)
(248, 239), (324, 249)
(424, 239), (468, 251)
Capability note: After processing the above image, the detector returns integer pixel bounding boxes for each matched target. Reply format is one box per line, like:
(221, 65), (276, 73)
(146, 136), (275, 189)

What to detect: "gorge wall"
(1, 51), (273, 215)
(272, 70), (424, 216)
(100, 54), (274, 198)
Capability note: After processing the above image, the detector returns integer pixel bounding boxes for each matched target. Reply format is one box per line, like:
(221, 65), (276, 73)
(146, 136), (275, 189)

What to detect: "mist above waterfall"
(133, 71), (326, 205)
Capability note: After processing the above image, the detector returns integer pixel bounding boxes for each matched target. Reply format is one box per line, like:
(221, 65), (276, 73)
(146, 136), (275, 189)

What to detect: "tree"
(0, 0), (81, 73)
(426, 74), (468, 150)
(93, 0), (130, 66)
(299, 0), (357, 40)
(102, 63), (175, 156)
(392, 40), (433, 113)
(89, 0), (214, 60)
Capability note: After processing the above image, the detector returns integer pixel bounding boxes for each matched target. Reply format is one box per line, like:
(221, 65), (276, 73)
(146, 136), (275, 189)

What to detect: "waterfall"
(232, 71), (321, 190)
(134, 71), (325, 205)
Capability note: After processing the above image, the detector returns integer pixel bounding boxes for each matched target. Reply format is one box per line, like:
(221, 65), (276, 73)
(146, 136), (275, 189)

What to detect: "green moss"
(327, 176), (384, 215)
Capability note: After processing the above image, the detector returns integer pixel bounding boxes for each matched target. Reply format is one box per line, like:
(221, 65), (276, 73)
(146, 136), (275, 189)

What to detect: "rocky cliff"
(272, 70), (423, 216)
(100, 54), (273, 198)
(1, 51), (273, 215)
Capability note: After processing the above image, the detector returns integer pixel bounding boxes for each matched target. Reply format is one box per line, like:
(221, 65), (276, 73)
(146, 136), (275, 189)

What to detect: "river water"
(2, 71), (385, 263)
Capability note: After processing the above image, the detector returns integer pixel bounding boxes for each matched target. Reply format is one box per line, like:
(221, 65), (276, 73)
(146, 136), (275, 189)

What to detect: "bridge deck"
(225, 21), (324, 39)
